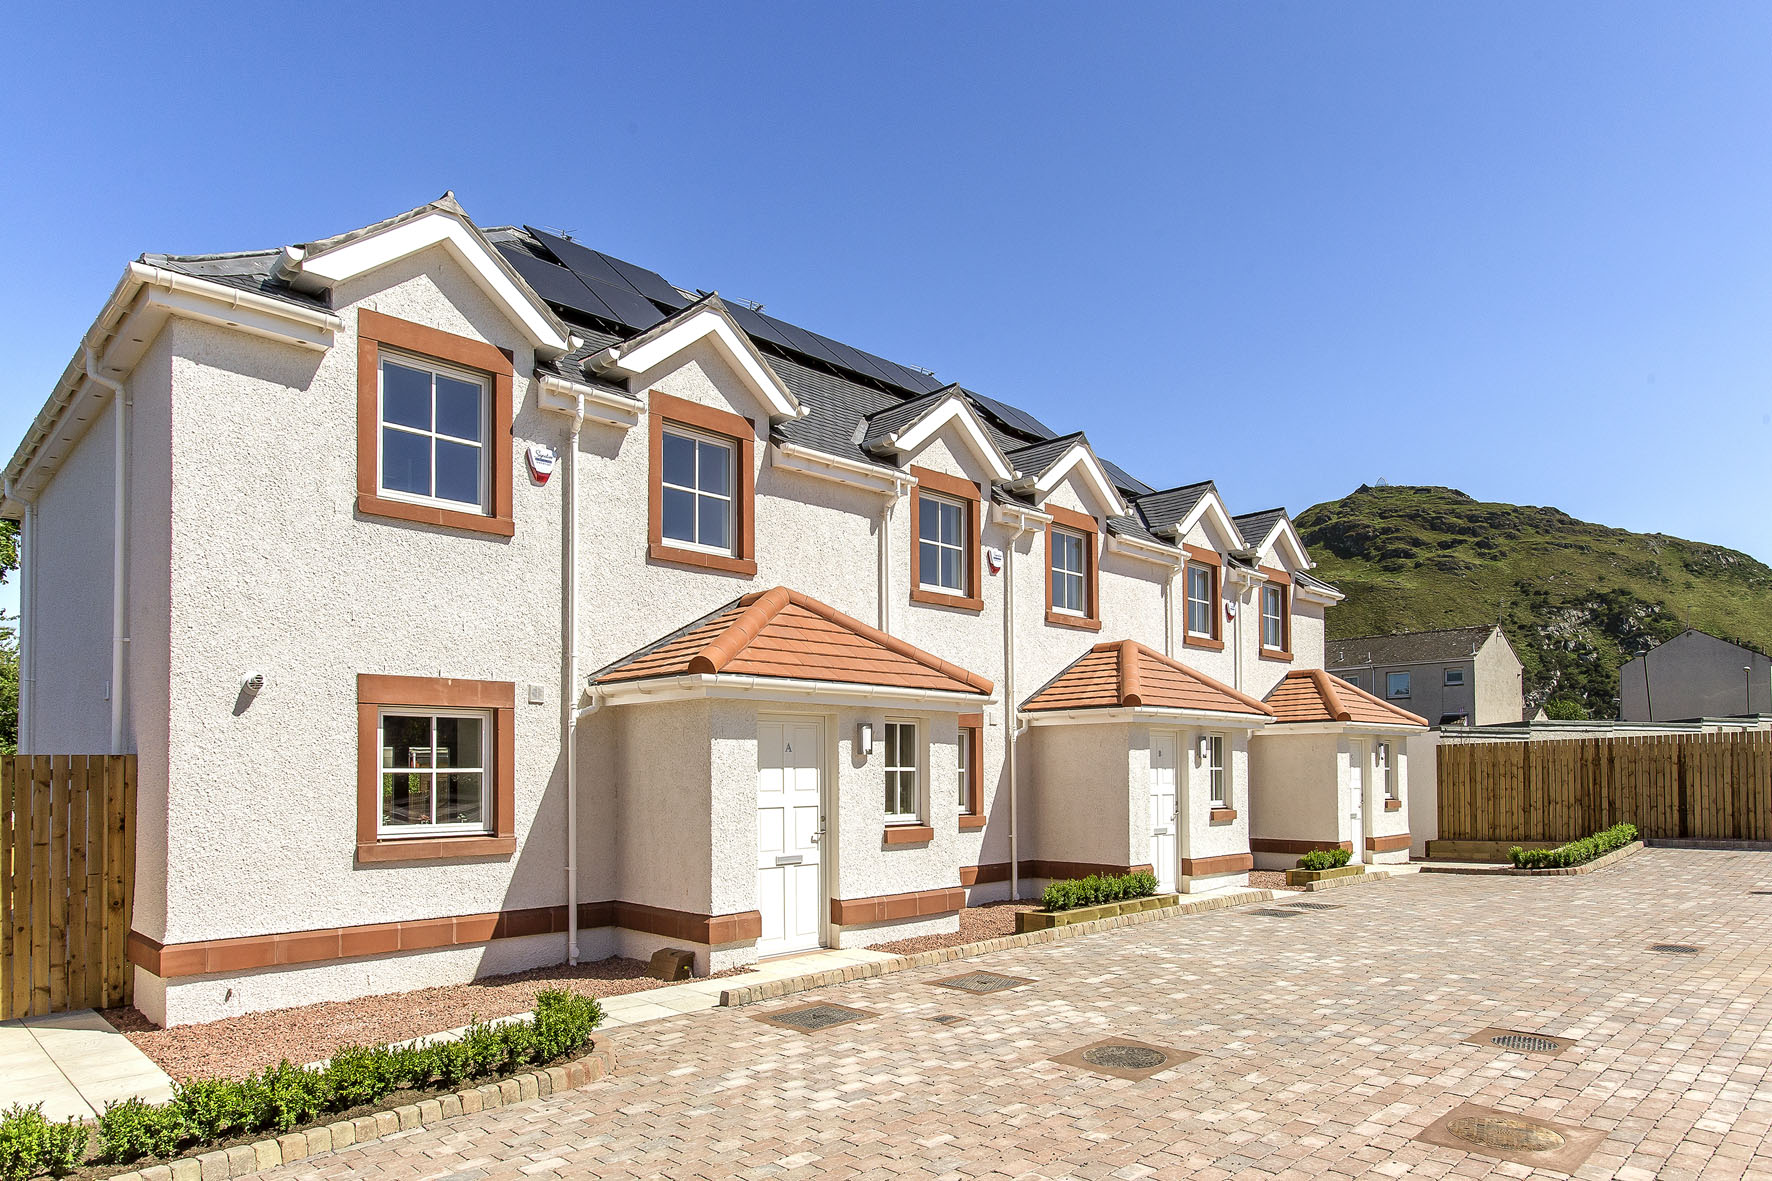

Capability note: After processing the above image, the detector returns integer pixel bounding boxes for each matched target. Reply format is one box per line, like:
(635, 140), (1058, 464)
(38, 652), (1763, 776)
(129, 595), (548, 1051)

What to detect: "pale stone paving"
(260, 849), (1772, 1179)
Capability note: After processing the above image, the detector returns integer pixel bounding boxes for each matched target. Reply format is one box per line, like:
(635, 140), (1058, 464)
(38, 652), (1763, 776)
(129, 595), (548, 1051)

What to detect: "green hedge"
(1296, 847), (1352, 871)
(1041, 870), (1159, 912)
(1509, 822), (1638, 870)
(0, 990), (602, 1179)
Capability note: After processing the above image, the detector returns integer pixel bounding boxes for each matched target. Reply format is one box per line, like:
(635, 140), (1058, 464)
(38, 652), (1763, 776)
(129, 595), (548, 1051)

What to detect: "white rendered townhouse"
(5, 195), (1423, 1025)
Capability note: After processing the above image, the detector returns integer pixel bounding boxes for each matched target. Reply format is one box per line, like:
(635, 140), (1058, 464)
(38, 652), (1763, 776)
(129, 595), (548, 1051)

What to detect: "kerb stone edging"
(1509, 840), (1644, 877)
(1301, 867), (1397, 893)
(102, 1047), (615, 1181)
(718, 887), (1278, 1008)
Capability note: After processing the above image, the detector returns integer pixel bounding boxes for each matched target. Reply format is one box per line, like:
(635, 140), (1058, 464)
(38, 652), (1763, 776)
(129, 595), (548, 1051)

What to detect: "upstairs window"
(1444, 667), (1466, 687)
(378, 353), (489, 512)
(909, 467), (983, 611)
(1387, 671), (1412, 699)
(660, 425), (734, 554)
(1260, 584), (1287, 652)
(1186, 564), (1216, 638)
(919, 493), (968, 592)
(1050, 528), (1087, 614)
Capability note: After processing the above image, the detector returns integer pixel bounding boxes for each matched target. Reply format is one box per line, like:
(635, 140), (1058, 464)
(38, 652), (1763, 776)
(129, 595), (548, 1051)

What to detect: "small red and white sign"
(527, 443), (559, 485)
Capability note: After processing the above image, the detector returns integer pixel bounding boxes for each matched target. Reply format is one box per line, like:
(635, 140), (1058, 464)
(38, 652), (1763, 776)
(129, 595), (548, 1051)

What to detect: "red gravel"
(865, 901), (1039, 955)
(105, 956), (738, 1081)
(1248, 870), (1291, 890)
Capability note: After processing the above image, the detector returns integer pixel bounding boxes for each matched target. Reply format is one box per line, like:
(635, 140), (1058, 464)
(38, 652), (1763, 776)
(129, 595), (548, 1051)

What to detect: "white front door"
(1149, 731), (1179, 892)
(1348, 739), (1366, 865)
(757, 717), (824, 957)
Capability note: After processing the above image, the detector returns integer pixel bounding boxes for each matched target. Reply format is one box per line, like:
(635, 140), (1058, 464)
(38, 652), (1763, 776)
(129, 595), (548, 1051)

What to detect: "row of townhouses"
(4, 195), (1426, 1026)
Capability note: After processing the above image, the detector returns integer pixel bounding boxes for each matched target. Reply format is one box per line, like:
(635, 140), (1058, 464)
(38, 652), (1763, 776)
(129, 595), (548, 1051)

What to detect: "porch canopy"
(1263, 668), (1428, 731)
(1022, 639), (1273, 725)
(589, 585), (995, 708)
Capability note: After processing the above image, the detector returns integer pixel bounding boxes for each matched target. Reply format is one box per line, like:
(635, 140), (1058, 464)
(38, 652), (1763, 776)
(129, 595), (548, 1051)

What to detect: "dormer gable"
(1233, 508), (1311, 571)
(1133, 481), (1244, 551)
(1003, 433), (1127, 520)
(587, 293), (801, 422)
(860, 386), (1015, 482)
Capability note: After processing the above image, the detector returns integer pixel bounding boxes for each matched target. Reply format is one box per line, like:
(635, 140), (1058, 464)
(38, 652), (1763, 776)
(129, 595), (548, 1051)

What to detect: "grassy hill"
(1295, 485), (1772, 718)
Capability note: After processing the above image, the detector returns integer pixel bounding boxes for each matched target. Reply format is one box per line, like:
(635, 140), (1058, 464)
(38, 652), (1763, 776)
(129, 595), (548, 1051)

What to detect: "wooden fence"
(1438, 731), (1772, 844)
(0, 755), (136, 1020)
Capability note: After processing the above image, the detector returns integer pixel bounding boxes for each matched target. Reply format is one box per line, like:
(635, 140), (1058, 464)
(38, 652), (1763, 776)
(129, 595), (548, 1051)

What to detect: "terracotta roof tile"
(1023, 641), (1272, 717)
(1263, 669), (1429, 727)
(593, 587), (992, 697)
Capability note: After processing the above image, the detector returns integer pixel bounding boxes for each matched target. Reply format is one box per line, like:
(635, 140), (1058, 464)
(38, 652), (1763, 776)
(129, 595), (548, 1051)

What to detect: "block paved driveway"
(269, 849), (1772, 1179)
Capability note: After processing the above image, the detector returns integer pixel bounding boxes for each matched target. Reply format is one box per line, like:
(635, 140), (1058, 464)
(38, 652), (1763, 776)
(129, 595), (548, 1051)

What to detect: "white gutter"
(991, 501), (1046, 902)
(594, 673), (995, 710)
(83, 348), (129, 753)
(770, 442), (910, 496)
(562, 394), (585, 966)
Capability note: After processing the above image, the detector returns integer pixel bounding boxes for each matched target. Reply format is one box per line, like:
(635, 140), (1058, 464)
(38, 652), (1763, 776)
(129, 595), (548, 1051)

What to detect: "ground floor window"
(1206, 734), (1226, 806)
(885, 720), (920, 824)
(1378, 740), (1397, 800)
(379, 710), (491, 835)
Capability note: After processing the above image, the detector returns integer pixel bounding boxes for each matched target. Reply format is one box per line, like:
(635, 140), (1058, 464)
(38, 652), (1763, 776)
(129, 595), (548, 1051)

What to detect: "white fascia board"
(770, 442), (911, 497)
(1025, 443), (1127, 517)
(298, 212), (572, 356)
(594, 673), (996, 710)
(1179, 490), (1244, 550)
(1294, 579), (1345, 606)
(882, 396), (1015, 482)
(593, 308), (800, 421)
(1023, 707), (1271, 729)
(1105, 531), (1183, 568)
(1265, 518), (1312, 571)
(535, 372), (640, 430)
(1259, 720), (1424, 737)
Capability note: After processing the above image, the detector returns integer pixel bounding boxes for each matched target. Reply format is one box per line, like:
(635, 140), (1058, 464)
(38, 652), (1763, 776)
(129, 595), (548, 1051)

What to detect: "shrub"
(1041, 869), (1160, 912)
(1509, 822), (1637, 870)
(0, 1103), (87, 1181)
(1296, 847), (1352, 871)
(37, 1119), (85, 1180)
(325, 1043), (402, 1109)
(96, 1098), (186, 1166)
(171, 1076), (250, 1141)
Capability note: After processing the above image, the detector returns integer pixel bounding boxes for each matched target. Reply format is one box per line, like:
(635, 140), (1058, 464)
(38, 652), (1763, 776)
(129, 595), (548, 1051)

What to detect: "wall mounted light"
(857, 722), (874, 756)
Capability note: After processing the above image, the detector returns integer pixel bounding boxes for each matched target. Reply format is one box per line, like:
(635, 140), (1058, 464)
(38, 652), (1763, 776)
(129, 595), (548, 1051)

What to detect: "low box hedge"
(0, 989), (602, 1181)
(1041, 869), (1159, 912)
(1508, 822), (1637, 870)
(1296, 847), (1351, 871)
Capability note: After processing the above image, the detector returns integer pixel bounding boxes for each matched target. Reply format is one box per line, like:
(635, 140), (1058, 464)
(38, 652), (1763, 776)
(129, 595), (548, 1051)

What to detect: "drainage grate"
(1249, 908), (1304, 918)
(930, 1014), (966, 1026)
(752, 1003), (868, 1032)
(931, 971), (1033, 994)
(1445, 1114), (1567, 1153)
(1083, 1044), (1167, 1070)
(1281, 901), (1343, 911)
(1050, 1036), (1196, 1079)
(1750, 890), (1772, 896)
(1491, 1033), (1563, 1053)
(1650, 943), (1701, 954)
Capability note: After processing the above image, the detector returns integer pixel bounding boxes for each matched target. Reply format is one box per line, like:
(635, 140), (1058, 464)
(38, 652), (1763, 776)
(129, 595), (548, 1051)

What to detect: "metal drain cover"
(931, 971), (1033, 994)
(1282, 901), (1343, 910)
(1249, 908), (1303, 918)
(1083, 1044), (1167, 1070)
(1492, 1034), (1562, 1053)
(1463, 1026), (1574, 1056)
(1050, 1036), (1197, 1080)
(930, 1014), (966, 1025)
(1446, 1114), (1566, 1153)
(1651, 943), (1701, 954)
(750, 1002), (869, 1033)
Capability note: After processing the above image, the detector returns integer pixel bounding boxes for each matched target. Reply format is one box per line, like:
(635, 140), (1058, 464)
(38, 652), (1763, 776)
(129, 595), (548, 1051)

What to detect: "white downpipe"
(999, 511), (1039, 902)
(1163, 569), (1174, 658)
(563, 397), (585, 965)
(85, 348), (128, 754)
(878, 494), (893, 633)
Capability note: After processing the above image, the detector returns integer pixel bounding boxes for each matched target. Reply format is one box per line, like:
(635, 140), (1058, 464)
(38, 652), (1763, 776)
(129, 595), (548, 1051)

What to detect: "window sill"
(1384, 798), (1403, 812)
(1184, 634), (1225, 651)
(1259, 647), (1294, 663)
(1209, 807), (1237, 823)
(1045, 608), (1102, 632)
(882, 824), (935, 845)
(356, 835), (516, 864)
(357, 494), (514, 538)
(648, 541), (757, 577)
(958, 813), (987, 831)
(910, 587), (983, 613)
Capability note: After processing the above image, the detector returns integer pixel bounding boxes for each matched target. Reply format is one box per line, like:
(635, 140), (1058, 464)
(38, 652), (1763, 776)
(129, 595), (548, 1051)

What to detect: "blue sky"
(2, 2), (1769, 622)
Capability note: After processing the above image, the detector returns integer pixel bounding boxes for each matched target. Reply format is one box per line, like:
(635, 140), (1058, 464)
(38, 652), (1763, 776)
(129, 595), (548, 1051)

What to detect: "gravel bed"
(866, 901), (1039, 955)
(1248, 870), (1291, 890)
(106, 956), (736, 1081)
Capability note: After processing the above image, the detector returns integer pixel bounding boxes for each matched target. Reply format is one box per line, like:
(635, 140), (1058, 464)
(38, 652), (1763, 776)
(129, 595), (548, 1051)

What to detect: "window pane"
(382, 361), (432, 430)
(897, 723), (915, 768)
(919, 496), (940, 543)
(938, 547), (959, 590)
(433, 375), (483, 442)
(435, 716), (483, 770)
(697, 493), (730, 551)
(919, 540), (940, 582)
(662, 432), (697, 489)
(662, 487), (697, 543)
(938, 502), (961, 546)
(436, 773), (484, 825)
(382, 772), (432, 827)
(381, 427), (431, 497)
(433, 439), (481, 506)
(697, 438), (731, 495)
(382, 715), (433, 769)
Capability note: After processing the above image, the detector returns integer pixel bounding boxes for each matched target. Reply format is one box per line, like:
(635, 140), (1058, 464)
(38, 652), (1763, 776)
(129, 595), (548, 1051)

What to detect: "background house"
(1618, 629), (1770, 721)
(1326, 624), (1522, 727)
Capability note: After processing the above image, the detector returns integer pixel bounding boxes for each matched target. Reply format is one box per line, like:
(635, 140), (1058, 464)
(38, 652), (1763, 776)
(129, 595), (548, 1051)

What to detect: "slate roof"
(1325, 625), (1502, 669)
(1233, 508), (1288, 551)
(591, 586), (992, 696)
(857, 390), (953, 451)
(1131, 481), (1218, 536)
(1023, 640), (1272, 717)
(1264, 669), (1429, 727)
(141, 250), (330, 311)
(1005, 433), (1086, 479)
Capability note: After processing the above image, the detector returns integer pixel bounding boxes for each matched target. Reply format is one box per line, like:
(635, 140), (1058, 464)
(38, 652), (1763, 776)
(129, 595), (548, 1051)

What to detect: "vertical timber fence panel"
(1437, 732), (1772, 845)
(0, 755), (136, 1020)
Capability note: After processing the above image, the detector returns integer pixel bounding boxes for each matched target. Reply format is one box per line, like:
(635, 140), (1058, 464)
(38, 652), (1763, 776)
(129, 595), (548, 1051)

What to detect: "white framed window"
(1444, 667), (1466, 687)
(1186, 565), (1215, 637)
(378, 353), (489, 511)
(884, 720), (920, 824)
(956, 728), (971, 813)
(918, 493), (968, 592)
(1260, 584), (1285, 650)
(1387, 671), (1412, 699)
(1345, 673), (1363, 690)
(660, 425), (735, 554)
(378, 709), (491, 837)
(1206, 734), (1227, 806)
(1050, 527), (1087, 614)
(1378, 741), (1397, 799)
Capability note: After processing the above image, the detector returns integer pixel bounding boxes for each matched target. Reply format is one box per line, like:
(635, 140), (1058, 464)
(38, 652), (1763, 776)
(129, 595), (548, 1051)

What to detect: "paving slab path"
(255, 848), (1772, 1178)
(0, 1009), (173, 1121)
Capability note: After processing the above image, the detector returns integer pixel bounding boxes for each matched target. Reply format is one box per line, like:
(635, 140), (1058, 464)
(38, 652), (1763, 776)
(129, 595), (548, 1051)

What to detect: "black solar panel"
(526, 228), (688, 311)
(969, 391), (1055, 440)
(498, 248), (618, 323)
(582, 276), (664, 331)
(757, 313), (848, 368)
(807, 331), (900, 385)
(1102, 459), (1155, 497)
(725, 304), (793, 349)
(598, 253), (688, 309)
